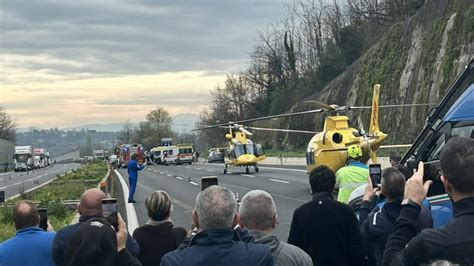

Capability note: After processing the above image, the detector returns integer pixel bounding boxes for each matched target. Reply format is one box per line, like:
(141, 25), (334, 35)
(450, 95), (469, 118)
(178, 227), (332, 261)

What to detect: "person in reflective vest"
(336, 145), (369, 204)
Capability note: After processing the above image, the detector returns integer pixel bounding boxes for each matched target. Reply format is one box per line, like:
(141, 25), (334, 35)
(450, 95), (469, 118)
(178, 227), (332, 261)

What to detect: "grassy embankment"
(0, 162), (107, 242)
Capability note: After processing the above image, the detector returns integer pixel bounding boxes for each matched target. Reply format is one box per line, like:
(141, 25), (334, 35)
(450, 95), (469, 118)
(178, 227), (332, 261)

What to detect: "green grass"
(0, 162), (108, 242)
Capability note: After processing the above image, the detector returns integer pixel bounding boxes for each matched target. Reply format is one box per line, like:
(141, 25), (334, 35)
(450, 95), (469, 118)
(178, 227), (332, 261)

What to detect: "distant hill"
(65, 123), (126, 132)
(16, 113), (201, 133)
(171, 113), (200, 133)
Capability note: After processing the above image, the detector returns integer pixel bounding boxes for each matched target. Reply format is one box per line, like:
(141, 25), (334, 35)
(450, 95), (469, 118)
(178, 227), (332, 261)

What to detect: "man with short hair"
(359, 167), (432, 265)
(0, 200), (56, 266)
(336, 144), (369, 203)
(240, 190), (312, 266)
(52, 188), (139, 266)
(389, 152), (411, 179)
(383, 137), (474, 265)
(389, 152), (402, 166)
(288, 165), (365, 266)
(161, 185), (273, 265)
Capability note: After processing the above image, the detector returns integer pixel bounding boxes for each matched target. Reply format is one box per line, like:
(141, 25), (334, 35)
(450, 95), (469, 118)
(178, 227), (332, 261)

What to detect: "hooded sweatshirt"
(249, 230), (312, 266)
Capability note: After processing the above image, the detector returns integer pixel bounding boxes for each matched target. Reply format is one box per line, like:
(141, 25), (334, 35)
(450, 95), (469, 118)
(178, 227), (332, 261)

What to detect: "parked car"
(207, 149), (225, 163)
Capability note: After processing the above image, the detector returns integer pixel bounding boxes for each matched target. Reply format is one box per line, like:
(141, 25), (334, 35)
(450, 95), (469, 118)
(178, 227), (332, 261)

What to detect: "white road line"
(153, 170), (158, 172)
(189, 181), (199, 186)
(227, 172), (233, 174)
(147, 168), (152, 170)
(160, 172), (164, 175)
(176, 176), (183, 180)
(259, 166), (306, 173)
(241, 174), (255, 178)
(185, 166), (191, 169)
(0, 186), (6, 190)
(166, 174), (172, 177)
(269, 178), (290, 184)
(177, 165), (182, 168)
(114, 170), (139, 234)
(195, 168), (202, 170)
(207, 170), (215, 172)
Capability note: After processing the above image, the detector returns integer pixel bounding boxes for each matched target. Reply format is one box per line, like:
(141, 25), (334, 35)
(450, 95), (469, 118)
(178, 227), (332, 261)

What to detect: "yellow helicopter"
(194, 124), (266, 174)
(198, 84), (429, 174)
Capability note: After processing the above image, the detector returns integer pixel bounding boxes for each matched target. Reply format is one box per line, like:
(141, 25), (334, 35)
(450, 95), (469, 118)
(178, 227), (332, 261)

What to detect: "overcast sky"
(0, 0), (286, 128)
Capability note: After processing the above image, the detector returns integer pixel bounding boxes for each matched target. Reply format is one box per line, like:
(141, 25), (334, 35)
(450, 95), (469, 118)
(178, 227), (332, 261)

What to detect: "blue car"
(401, 59), (474, 227)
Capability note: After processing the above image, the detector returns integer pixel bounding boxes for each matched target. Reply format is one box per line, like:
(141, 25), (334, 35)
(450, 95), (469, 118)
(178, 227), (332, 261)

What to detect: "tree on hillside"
(0, 106), (16, 142)
(132, 107), (173, 150)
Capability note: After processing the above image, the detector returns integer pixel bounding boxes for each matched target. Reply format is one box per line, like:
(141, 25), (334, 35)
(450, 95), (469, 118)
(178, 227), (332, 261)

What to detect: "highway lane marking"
(176, 176), (183, 180)
(137, 183), (194, 211)
(189, 181), (199, 186)
(259, 166), (306, 173)
(269, 179), (290, 184)
(207, 170), (215, 172)
(185, 166), (191, 169)
(166, 174), (172, 177)
(221, 183), (306, 203)
(160, 172), (164, 174)
(195, 168), (202, 170)
(115, 170), (139, 234)
(153, 170), (158, 172)
(241, 174), (255, 178)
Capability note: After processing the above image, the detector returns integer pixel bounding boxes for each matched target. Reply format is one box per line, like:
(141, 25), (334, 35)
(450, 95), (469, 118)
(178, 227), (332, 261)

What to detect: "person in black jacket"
(133, 190), (187, 265)
(383, 137), (474, 265)
(288, 165), (365, 266)
(359, 167), (432, 266)
(161, 185), (273, 266)
(64, 215), (141, 266)
(52, 188), (140, 265)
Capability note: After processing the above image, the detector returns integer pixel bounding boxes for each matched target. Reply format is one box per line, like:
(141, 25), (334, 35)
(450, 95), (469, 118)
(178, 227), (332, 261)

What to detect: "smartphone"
(38, 208), (48, 231)
(369, 164), (382, 188)
(102, 198), (118, 231)
(201, 176), (218, 191)
(422, 160), (444, 196)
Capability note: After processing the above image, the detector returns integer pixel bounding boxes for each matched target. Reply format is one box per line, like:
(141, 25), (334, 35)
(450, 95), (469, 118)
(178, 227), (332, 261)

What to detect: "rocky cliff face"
(286, 0), (474, 146)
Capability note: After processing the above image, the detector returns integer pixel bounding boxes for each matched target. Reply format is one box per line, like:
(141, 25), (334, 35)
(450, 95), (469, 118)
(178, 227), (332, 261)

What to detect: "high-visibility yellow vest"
(336, 162), (369, 204)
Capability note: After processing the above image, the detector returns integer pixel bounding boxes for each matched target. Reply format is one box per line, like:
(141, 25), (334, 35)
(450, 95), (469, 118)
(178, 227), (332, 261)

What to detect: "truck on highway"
(34, 148), (48, 168)
(116, 144), (145, 168)
(14, 145), (34, 171)
(93, 149), (105, 160)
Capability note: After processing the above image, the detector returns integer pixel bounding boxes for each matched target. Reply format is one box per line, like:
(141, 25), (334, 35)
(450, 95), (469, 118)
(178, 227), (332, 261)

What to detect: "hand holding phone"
(38, 208), (48, 231)
(201, 176), (218, 191)
(369, 164), (382, 188)
(102, 198), (118, 231)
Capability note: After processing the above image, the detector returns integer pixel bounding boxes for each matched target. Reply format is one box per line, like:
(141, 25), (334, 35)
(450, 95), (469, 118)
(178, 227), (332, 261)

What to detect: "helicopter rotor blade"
(247, 126), (318, 134)
(348, 103), (435, 110)
(303, 100), (337, 111)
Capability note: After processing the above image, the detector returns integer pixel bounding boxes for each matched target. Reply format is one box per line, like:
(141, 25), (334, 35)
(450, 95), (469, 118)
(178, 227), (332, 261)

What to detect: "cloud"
(0, 0), (286, 79)
(0, 0), (287, 127)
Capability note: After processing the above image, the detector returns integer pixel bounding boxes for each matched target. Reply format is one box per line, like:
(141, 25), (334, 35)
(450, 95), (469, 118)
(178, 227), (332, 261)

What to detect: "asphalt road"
(0, 163), (80, 200)
(118, 162), (312, 241)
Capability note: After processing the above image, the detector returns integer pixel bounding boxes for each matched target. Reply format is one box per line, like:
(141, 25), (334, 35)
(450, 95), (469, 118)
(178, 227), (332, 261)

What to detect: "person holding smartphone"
(359, 167), (433, 266)
(128, 153), (145, 203)
(0, 200), (56, 266)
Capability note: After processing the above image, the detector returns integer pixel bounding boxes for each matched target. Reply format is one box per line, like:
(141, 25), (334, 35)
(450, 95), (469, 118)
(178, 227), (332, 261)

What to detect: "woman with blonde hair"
(133, 190), (187, 266)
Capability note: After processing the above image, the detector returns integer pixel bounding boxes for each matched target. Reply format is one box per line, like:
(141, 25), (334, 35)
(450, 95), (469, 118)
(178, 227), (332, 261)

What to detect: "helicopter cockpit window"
(234, 143), (245, 157)
(246, 141), (254, 155)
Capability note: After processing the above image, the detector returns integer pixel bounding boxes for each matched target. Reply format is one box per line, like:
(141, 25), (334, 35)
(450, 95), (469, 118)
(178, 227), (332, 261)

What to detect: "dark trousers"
(128, 177), (137, 201)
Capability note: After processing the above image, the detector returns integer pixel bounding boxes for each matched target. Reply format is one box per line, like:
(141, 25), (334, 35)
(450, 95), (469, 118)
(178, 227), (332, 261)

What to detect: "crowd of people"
(1, 136), (474, 265)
